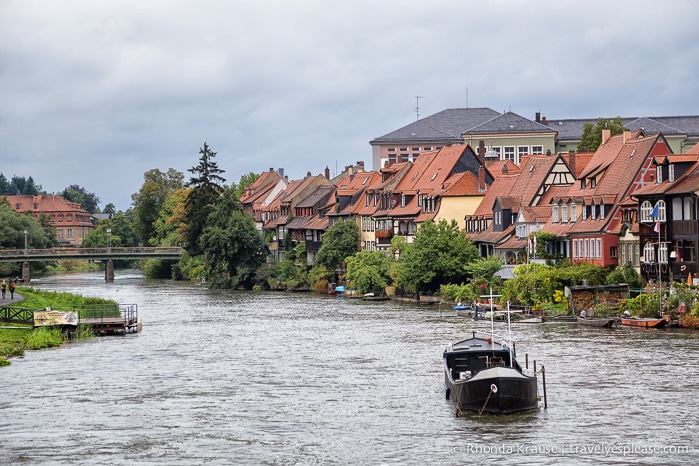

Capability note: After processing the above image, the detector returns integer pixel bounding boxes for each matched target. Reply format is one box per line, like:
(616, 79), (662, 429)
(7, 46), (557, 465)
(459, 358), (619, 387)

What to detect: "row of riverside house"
(241, 129), (699, 287)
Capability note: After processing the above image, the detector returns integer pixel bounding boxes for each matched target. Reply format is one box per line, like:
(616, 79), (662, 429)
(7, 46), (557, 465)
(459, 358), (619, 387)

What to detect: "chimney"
(502, 164), (508, 174)
(546, 149), (551, 156)
(478, 140), (486, 161)
(325, 166), (330, 179)
(478, 165), (486, 192)
(357, 161), (365, 171)
(306, 171), (312, 178)
(623, 130), (631, 143)
(568, 150), (576, 176)
(602, 129), (611, 145)
(541, 116), (547, 125)
(269, 167), (274, 173)
(535, 112), (541, 123)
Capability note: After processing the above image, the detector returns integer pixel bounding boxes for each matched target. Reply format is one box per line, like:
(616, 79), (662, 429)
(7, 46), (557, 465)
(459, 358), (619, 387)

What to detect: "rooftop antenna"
(466, 87), (469, 109)
(415, 96), (425, 120)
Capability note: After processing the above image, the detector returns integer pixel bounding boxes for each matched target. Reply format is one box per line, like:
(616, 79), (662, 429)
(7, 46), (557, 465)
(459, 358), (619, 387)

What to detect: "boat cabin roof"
(447, 335), (509, 355)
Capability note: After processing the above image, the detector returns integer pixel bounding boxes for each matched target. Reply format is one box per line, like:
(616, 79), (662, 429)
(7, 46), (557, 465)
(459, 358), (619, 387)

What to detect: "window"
(600, 200), (605, 220)
(597, 239), (602, 258)
(656, 165), (663, 183)
(552, 205), (559, 223)
(504, 146), (515, 162)
(58, 214), (64, 222)
(643, 242), (655, 263)
(659, 243), (668, 264)
(571, 204), (578, 222)
(562, 204), (568, 222)
(50, 215), (55, 222)
(582, 202), (587, 220)
(640, 201), (653, 222)
(401, 195), (405, 207)
(67, 229), (73, 238)
(58, 229), (64, 238)
(590, 238), (595, 258)
(532, 145), (543, 155)
(669, 164), (675, 182)
(573, 240), (578, 258)
(591, 202), (596, 220)
(657, 200), (666, 221)
(518, 146), (529, 163)
(417, 194), (422, 206)
(590, 178), (596, 188)
(621, 244), (627, 264)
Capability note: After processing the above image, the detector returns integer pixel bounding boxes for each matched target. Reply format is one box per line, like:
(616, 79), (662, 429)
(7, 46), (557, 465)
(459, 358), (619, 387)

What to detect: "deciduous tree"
(199, 186), (267, 289)
(578, 117), (625, 152)
(314, 219), (359, 273)
(131, 168), (184, 245)
(394, 219), (478, 296)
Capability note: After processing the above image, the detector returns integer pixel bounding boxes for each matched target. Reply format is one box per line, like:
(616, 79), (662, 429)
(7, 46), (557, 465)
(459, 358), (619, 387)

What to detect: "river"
(1, 271), (697, 465)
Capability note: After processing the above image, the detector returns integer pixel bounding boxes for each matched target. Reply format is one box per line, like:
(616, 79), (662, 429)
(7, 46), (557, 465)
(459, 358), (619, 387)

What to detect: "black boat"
(443, 330), (540, 415)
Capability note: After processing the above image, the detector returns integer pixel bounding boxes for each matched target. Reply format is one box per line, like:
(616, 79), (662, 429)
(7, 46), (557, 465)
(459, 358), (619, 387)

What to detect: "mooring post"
(22, 261), (31, 283)
(105, 259), (114, 282)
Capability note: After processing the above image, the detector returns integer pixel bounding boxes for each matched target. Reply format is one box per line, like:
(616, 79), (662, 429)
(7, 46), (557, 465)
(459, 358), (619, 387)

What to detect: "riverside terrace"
(0, 247), (183, 282)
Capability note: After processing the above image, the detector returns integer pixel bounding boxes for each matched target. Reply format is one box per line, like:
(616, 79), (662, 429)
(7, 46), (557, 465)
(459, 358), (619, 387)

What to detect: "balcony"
(375, 229), (393, 239)
(671, 220), (698, 236)
(305, 240), (323, 252)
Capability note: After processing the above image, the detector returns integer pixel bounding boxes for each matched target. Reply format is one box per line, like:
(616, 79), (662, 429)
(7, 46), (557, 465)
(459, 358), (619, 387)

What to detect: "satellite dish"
(272, 235), (277, 241)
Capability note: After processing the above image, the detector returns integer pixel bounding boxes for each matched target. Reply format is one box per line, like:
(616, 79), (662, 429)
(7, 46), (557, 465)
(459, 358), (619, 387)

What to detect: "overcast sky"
(2, 1), (698, 211)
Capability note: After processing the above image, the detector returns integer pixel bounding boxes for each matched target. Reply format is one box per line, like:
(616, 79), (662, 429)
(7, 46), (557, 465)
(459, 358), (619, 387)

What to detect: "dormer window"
(600, 200), (605, 220)
(581, 179), (586, 189)
(561, 204), (568, 222)
(656, 165), (663, 183)
(669, 164), (675, 182)
(591, 202), (596, 220)
(401, 194), (406, 207)
(417, 193), (422, 206)
(552, 205), (560, 223)
(571, 203), (578, 222)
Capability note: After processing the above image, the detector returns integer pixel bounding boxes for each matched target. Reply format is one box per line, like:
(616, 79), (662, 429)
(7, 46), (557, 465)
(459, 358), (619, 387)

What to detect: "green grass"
(1, 288), (116, 366)
(15, 286), (120, 318)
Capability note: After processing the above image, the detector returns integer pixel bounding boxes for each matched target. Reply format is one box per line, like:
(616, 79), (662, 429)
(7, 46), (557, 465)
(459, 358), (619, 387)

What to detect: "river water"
(1, 271), (697, 465)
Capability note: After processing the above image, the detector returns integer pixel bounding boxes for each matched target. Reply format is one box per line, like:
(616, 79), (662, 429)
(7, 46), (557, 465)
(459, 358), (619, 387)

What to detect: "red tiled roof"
(469, 175), (518, 218)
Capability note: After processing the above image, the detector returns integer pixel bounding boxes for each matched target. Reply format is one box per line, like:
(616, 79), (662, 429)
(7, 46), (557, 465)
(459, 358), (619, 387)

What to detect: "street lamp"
(106, 228), (112, 255)
(24, 230), (28, 256)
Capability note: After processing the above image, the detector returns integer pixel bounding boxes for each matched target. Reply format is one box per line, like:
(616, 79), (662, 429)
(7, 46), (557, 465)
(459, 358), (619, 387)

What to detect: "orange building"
(4, 194), (94, 246)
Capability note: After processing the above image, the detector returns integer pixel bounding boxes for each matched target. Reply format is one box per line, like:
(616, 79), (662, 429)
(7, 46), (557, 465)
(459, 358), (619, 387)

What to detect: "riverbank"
(0, 287), (116, 366)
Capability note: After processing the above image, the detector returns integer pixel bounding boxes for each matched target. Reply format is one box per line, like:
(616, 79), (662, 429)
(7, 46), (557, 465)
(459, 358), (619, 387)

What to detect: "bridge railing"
(0, 247), (182, 258)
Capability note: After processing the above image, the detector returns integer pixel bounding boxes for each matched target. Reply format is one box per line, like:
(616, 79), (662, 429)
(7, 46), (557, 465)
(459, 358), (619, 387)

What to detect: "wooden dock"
(1, 304), (141, 335)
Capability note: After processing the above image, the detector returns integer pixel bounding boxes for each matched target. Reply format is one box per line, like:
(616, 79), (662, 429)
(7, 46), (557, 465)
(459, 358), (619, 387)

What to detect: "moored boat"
(620, 317), (667, 328)
(577, 316), (615, 328)
(443, 332), (540, 414)
(443, 304), (543, 415)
